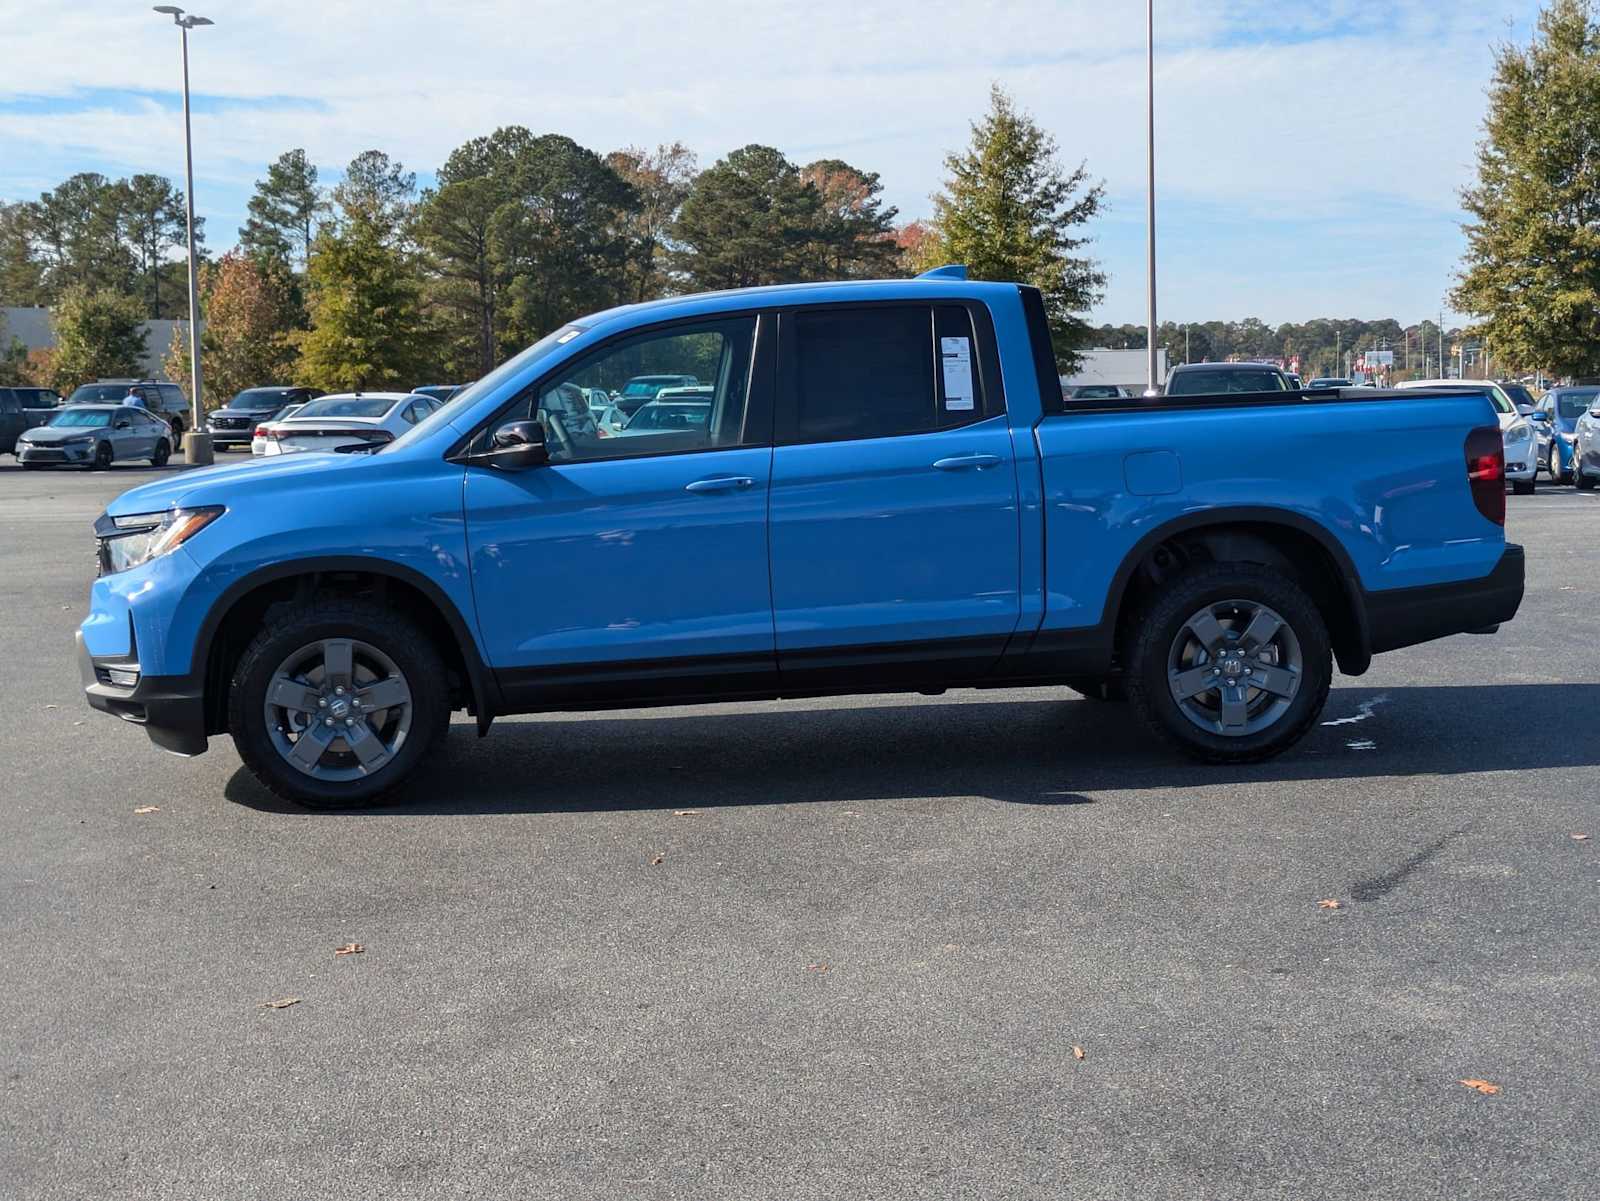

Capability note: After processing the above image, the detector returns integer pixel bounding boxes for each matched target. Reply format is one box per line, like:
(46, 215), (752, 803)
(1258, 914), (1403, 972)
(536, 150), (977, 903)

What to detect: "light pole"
(153, 5), (213, 464)
(1144, 0), (1158, 395)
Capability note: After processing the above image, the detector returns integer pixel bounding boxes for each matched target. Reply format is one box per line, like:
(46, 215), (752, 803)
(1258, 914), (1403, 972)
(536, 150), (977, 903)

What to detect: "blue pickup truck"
(77, 271), (1524, 807)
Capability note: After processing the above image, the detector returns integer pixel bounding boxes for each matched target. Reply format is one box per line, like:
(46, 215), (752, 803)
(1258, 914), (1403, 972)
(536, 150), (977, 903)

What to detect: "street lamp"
(153, 5), (214, 464)
(1144, 0), (1158, 396)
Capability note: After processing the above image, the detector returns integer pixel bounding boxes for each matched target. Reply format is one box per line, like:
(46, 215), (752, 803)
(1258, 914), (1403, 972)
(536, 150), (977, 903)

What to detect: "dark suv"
(206, 386), (322, 450)
(66, 380), (191, 434)
(0, 387), (64, 453)
(1163, 362), (1293, 396)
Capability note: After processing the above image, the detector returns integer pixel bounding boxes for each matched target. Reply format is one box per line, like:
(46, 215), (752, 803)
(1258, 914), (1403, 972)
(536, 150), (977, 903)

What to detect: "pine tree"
(926, 85), (1106, 370)
(239, 150), (325, 270)
(669, 145), (821, 290)
(1455, 0), (1600, 378)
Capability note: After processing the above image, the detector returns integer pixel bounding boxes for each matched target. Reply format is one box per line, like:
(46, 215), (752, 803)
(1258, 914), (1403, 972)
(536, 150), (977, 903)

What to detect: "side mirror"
(114, 418), (131, 429)
(474, 419), (549, 470)
(1516, 404), (1536, 416)
(1530, 410), (1550, 422)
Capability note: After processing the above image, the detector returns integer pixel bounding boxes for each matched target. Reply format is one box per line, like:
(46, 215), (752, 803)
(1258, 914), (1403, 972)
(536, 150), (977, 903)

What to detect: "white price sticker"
(941, 336), (975, 411)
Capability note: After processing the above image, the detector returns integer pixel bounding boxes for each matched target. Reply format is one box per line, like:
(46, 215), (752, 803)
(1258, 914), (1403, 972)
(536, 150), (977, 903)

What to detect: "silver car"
(14, 404), (174, 469)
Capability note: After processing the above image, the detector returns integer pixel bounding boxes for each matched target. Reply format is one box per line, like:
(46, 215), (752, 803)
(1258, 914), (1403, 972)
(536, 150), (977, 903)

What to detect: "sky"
(0, 0), (1549, 326)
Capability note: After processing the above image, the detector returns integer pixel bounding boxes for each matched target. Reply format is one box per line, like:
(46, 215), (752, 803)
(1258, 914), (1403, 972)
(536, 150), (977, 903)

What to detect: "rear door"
(769, 302), (1021, 687)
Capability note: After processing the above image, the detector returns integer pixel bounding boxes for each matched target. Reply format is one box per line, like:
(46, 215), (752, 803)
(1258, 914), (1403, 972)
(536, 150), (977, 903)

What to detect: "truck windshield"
(66, 384), (134, 404)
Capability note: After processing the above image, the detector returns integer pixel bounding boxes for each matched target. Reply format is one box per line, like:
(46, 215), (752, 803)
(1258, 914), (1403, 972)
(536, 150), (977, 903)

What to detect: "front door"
(768, 303), (1022, 687)
(464, 314), (779, 707)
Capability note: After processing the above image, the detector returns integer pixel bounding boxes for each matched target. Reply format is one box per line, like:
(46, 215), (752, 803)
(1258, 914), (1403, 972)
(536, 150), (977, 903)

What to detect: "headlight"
(62, 433), (96, 444)
(97, 506), (224, 575)
(1505, 423), (1532, 445)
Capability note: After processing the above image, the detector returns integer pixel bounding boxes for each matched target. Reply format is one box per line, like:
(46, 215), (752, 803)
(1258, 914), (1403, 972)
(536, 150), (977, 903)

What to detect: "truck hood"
(104, 450), (371, 516)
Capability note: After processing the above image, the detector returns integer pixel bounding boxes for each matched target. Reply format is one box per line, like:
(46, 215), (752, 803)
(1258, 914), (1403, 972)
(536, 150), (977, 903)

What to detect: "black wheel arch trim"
(1096, 505), (1373, 675)
(190, 555), (499, 726)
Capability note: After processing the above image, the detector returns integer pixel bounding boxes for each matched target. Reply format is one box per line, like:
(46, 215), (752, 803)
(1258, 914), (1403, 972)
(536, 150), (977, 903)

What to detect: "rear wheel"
(150, 438), (170, 466)
(228, 599), (450, 808)
(1125, 563), (1332, 763)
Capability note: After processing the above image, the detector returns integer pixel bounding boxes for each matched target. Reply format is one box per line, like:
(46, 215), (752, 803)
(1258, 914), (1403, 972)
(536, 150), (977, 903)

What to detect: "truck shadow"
(223, 683), (1600, 816)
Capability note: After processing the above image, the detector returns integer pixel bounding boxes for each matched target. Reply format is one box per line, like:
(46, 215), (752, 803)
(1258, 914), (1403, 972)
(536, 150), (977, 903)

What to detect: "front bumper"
(17, 442), (94, 464)
(77, 630), (208, 756)
(1363, 544), (1525, 658)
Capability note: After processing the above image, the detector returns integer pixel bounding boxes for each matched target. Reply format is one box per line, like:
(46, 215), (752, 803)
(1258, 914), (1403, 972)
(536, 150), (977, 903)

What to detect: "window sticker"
(941, 336), (975, 410)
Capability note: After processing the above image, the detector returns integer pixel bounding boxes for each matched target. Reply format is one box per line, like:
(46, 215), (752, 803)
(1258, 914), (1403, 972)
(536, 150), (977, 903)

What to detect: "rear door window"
(781, 305), (938, 444)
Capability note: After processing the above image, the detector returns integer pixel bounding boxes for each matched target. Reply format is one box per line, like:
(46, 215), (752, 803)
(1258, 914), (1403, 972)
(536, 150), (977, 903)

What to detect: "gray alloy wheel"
(1166, 598), (1303, 737)
(263, 638), (415, 782)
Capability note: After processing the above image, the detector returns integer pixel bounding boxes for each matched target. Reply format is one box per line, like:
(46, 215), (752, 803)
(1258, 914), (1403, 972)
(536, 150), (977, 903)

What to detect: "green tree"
(797, 158), (901, 279)
(669, 145), (821, 289)
(606, 142), (698, 301)
(1455, 0), (1600, 378)
(119, 173), (195, 319)
(487, 134), (635, 344)
(22, 173), (135, 300)
(48, 286), (149, 391)
(239, 149), (325, 270)
(0, 202), (47, 307)
(297, 159), (434, 391)
(926, 84), (1106, 370)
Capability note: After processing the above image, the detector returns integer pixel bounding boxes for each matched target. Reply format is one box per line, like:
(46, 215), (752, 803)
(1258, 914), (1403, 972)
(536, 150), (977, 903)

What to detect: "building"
(1061, 348), (1168, 394)
(2, 306), (198, 380)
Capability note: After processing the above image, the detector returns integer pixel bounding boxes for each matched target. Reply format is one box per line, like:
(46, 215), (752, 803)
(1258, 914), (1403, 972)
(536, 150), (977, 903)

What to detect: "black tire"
(1124, 562), (1332, 764)
(1512, 478), (1536, 495)
(168, 415), (184, 436)
(150, 438), (170, 467)
(91, 442), (113, 470)
(1578, 464), (1597, 491)
(227, 598), (450, 809)
(1064, 676), (1128, 702)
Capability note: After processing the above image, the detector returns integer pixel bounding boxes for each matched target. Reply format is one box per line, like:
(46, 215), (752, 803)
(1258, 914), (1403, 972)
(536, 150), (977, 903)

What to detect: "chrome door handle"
(932, 454), (1002, 471)
(684, 475), (756, 493)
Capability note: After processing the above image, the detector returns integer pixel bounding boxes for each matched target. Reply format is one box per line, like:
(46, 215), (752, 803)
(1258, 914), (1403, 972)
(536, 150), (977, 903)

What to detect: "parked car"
(1285, 373), (1303, 390)
(1164, 362), (1293, 395)
(1064, 384), (1135, 401)
(1305, 377), (1353, 390)
(255, 392), (443, 456)
(207, 387), (322, 451)
(65, 380), (190, 435)
(1534, 386), (1596, 483)
(412, 385), (463, 403)
(77, 271), (1524, 807)
(614, 392), (713, 437)
(16, 405), (174, 469)
(1572, 393), (1600, 490)
(251, 404), (308, 456)
(1395, 379), (1538, 494)
(0, 386), (65, 453)
(611, 373), (699, 421)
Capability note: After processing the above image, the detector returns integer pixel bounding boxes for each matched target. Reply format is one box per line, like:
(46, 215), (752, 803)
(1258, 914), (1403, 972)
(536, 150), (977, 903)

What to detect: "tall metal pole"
(1145, 0), (1158, 394)
(179, 22), (203, 434)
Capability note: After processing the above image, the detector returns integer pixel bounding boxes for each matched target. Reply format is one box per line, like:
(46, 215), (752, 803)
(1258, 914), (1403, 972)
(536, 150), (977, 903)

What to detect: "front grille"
(23, 448), (67, 461)
(211, 416), (252, 429)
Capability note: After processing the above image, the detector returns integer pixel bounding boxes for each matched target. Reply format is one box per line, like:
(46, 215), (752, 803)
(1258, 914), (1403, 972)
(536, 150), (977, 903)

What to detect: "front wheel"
(90, 442), (113, 470)
(1512, 477), (1536, 495)
(1125, 563), (1332, 764)
(150, 438), (170, 467)
(1578, 459), (1597, 491)
(228, 599), (450, 808)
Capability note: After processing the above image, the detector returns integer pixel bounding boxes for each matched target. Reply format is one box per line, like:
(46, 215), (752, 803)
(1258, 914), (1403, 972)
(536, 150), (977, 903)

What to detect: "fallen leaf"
(133, 806), (159, 815)
(1073, 1045), (1086, 1061)
(261, 996), (300, 1010)
(806, 962), (830, 973)
(1460, 1079), (1501, 1095)
(334, 943), (364, 956)
(1572, 833), (1591, 842)
(1317, 899), (1342, 910)
(649, 854), (664, 866)
(673, 810), (699, 817)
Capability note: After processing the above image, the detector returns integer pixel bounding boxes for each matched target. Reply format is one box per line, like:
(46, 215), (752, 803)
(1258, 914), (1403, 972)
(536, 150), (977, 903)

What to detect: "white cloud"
(0, 0), (1542, 320)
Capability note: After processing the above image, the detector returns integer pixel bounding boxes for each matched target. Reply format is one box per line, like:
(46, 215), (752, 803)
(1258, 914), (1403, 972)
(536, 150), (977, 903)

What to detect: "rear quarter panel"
(1033, 393), (1507, 632)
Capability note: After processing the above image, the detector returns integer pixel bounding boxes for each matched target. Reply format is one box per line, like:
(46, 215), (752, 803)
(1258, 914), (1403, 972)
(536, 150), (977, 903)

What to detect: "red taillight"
(253, 425), (268, 437)
(1465, 425), (1506, 526)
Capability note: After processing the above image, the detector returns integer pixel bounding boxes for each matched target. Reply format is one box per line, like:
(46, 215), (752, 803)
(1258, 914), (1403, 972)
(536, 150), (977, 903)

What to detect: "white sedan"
(250, 403), (306, 455)
(256, 393), (442, 456)
(1395, 379), (1538, 494)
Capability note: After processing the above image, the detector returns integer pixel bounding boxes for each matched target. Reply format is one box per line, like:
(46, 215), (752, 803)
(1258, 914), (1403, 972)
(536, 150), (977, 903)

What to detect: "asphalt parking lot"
(3, 459), (1597, 1201)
